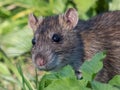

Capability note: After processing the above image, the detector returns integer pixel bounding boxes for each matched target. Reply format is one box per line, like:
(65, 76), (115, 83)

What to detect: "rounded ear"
(64, 8), (78, 28)
(28, 13), (43, 32)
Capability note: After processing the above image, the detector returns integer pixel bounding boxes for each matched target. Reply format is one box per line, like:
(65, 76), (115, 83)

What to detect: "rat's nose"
(36, 57), (47, 66)
(35, 53), (47, 66)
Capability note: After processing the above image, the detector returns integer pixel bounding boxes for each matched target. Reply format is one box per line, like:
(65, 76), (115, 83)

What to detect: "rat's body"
(28, 9), (120, 83)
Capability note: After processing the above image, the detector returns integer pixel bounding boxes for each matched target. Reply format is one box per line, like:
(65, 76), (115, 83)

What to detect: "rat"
(28, 8), (120, 83)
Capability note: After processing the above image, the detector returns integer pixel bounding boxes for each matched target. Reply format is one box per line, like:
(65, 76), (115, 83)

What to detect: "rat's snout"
(32, 41), (64, 71)
(34, 53), (48, 67)
(35, 56), (47, 66)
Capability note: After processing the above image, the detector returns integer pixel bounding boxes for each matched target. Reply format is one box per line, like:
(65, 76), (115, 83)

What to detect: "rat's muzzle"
(35, 57), (47, 66)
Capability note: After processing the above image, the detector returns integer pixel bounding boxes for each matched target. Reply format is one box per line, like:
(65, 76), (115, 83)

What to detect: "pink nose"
(36, 58), (46, 66)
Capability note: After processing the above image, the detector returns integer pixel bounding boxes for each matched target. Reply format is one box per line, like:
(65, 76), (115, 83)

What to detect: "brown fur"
(29, 9), (120, 83)
(78, 11), (120, 82)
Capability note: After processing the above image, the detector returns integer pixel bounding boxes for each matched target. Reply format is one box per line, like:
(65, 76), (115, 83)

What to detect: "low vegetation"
(18, 52), (120, 90)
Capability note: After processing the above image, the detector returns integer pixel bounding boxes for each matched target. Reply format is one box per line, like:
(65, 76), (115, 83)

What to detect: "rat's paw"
(75, 70), (83, 80)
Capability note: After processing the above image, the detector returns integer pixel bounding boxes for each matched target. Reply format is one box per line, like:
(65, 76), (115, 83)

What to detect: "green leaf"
(17, 64), (35, 90)
(109, 0), (120, 10)
(39, 65), (91, 90)
(91, 81), (119, 90)
(39, 65), (76, 89)
(44, 78), (91, 90)
(0, 62), (10, 75)
(74, 0), (97, 19)
(0, 75), (21, 85)
(39, 73), (58, 90)
(1, 27), (32, 57)
(109, 75), (120, 87)
(54, 65), (76, 78)
(81, 52), (106, 81)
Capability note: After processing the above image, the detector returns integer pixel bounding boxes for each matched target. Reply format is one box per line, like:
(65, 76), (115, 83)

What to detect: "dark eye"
(52, 34), (61, 43)
(32, 38), (36, 45)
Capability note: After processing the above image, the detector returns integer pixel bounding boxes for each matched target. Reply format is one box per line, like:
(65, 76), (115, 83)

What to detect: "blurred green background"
(0, 0), (120, 90)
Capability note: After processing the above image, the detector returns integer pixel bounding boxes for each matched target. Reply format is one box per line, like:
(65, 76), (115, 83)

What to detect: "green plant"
(17, 52), (120, 90)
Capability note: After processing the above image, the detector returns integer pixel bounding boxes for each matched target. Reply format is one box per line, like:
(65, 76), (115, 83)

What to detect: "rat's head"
(28, 8), (83, 71)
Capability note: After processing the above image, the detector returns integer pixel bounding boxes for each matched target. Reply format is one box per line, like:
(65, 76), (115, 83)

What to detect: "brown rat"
(28, 8), (120, 83)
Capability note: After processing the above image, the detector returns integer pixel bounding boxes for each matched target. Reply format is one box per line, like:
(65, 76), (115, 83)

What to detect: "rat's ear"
(28, 13), (43, 32)
(64, 8), (78, 29)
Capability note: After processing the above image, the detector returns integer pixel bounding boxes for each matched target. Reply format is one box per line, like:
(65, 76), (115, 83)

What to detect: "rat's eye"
(52, 34), (61, 43)
(32, 38), (36, 45)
